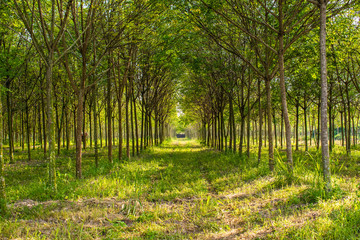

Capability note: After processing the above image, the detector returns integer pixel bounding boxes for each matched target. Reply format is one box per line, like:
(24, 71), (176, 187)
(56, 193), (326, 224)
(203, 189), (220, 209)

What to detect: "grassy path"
(1, 139), (360, 239)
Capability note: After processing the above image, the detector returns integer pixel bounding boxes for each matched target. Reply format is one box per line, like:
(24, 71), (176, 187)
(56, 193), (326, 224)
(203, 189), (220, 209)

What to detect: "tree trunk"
(304, 97), (308, 151)
(126, 84), (130, 158)
(46, 57), (56, 190)
(38, 102), (42, 149)
(75, 88), (84, 179)
(258, 79), (262, 164)
(65, 107), (70, 150)
(346, 83), (351, 154)
(33, 106), (36, 150)
(93, 90), (98, 168)
(42, 92), (47, 155)
(130, 91), (135, 156)
(133, 97), (139, 155)
(107, 67), (113, 163)
(21, 111), (24, 151)
(265, 78), (274, 171)
(319, 0), (331, 191)
(6, 80), (14, 163)
(82, 99), (86, 150)
(25, 102), (31, 161)
(0, 97), (6, 215)
(279, 0), (293, 170)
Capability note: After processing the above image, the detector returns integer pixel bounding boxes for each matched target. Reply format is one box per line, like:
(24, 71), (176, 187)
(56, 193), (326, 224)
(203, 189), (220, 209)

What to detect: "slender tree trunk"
(93, 90), (98, 168)
(118, 93), (123, 160)
(319, 0), (331, 191)
(130, 91), (135, 156)
(65, 107), (69, 150)
(21, 112), (24, 151)
(99, 113), (103, 148)
(75, 89), (84, 179)
(304, 98), (308, 151)
(89, 105), (92, 148)
(265, 78), (274, 171)
(25, 102), (31, 161)
(0, 97), (6, 215)
(6, 81), (14, 163)
(38, 102), (42, 149)
(82, 100), (86, 150)
(46, 56), (56, 190)
(317, 101), (320, 150)
(55, 103), (60, 155)
(344, 107), (348, 151)
(346, 84), (351, 154)
(140, 98), (144, 151)
(274, 112), (277, 149)
(134, 97), (139, 155)
(126, 84), (130, 158)
(42, 92), (47, 155)
(258, 79), (262, 164)
(239, 113), (245, 154)
(221, 109), (224, 151)
(229, 98), (233, 151)
(247, 104), (250, 158)
(211, 114), (215, 148)
(112, 116), (115, 147)
(33, 106), (36, 150)
(107, 67), (113, 163)
(281, 110), (284, 148)
(279, 0), (293, 170)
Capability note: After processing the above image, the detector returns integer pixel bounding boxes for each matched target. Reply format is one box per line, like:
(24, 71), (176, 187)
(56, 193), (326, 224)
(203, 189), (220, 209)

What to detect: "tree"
(12, 0), (73, 190)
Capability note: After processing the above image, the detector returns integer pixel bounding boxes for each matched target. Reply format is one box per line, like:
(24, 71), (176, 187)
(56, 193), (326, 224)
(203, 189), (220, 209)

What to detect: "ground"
(1, 139), (360, 239)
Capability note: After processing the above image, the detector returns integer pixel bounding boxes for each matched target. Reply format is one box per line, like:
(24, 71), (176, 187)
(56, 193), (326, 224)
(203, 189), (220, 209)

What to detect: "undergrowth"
(0, 139), (359, 239)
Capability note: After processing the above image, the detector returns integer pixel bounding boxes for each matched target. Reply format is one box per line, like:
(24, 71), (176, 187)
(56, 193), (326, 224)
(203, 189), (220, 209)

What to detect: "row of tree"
(0, 0), (183, 214)
(178, 0), (359, 192)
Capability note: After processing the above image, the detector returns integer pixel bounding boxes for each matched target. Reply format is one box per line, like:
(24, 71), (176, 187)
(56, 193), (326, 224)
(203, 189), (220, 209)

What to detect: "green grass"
(0, 139), (360, 239)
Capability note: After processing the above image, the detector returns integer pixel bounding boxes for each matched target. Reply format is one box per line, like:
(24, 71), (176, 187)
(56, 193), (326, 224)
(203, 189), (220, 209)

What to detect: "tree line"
(0, 0), (182, 214)
(178, 0), (359, 192)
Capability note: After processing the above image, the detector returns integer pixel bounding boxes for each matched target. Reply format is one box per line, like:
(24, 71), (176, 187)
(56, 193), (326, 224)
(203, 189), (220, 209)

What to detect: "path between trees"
(4, 140), (348, 239)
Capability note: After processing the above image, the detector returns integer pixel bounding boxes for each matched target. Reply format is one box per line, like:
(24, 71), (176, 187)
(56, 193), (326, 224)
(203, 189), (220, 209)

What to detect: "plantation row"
(1, 0), (360, 219)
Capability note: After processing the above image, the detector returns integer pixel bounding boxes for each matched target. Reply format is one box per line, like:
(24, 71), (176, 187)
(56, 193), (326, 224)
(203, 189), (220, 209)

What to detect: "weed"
(1, 140), (359, 239)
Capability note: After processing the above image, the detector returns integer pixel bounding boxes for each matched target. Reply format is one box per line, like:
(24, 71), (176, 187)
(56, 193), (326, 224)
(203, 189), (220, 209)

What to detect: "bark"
(99, 113), (103, 148)
(75, 88), (84, 179)
(258, 78), (262, 164)
(304, 98), (308, 151)
(265, 78), (274, 171)
(42, 92), (47, 154)
(281, 110), (284, 148)
(21, 112), (24, 151)
(119, 93), (123, 160)
(140, 98), (144, 151)
(278, 0), (293, 170)
(134, 98), (139, 155)
(0, 97), (6, 215)
(89, 104), (92, 148)
(130, 90), (135, 156)
(93, 89), (98, 168)
(38, 102), (42, 149)
(273, 112), (277, 149)
(46, 56), (56, 190)
(126, 83), (130, 158)
(65, 107), (70, 150)
(26, 102), (31, 161)
(107, 63), (113, 163)
(5, 80), (14, 163)
(247, 95), (251, 158)
(319, 0), (331, 191)
(346, 83), (351, 154)
(33, 106), (36, 150)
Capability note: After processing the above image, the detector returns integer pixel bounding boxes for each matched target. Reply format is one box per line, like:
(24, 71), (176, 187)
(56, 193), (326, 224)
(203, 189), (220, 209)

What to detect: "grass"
(0, 139), (360, 239)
